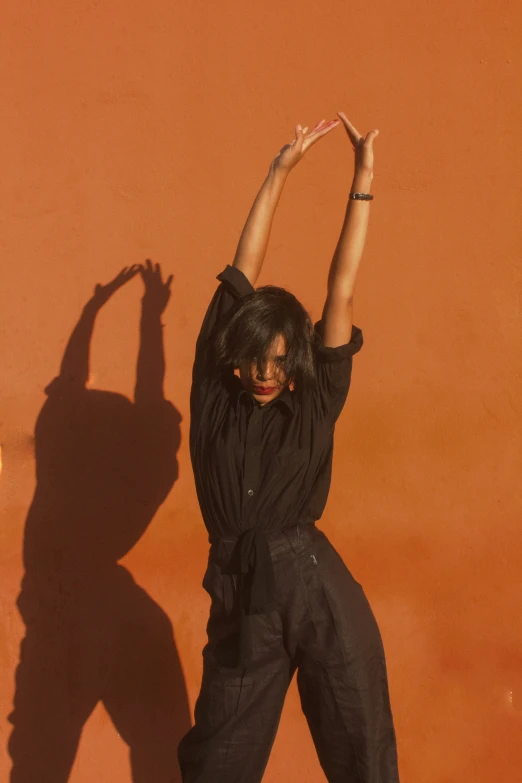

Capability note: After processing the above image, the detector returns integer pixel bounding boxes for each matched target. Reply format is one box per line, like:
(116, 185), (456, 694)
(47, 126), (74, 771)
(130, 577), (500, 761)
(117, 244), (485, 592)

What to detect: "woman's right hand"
(337, 112), (379, 176)
(270, 119), (339, 173)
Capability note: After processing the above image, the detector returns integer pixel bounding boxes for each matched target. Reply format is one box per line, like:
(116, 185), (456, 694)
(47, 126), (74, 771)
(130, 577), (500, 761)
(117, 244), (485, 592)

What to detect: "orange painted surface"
(1, 1), (520, 781)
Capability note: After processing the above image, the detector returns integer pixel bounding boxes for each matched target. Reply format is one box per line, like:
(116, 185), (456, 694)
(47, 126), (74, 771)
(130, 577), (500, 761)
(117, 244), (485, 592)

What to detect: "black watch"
(349, 192), (374, 201)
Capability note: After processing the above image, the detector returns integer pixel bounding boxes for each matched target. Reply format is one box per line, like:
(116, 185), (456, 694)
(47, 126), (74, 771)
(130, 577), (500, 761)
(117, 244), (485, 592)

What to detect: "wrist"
(83, 299), (100, 317)
(141, 297), (165, 315)
(351, 168), (373, 193)
(268, 160), (292, 181)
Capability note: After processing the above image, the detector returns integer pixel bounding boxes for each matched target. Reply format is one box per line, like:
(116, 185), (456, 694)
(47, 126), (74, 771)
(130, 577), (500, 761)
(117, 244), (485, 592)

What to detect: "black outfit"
(178, 266), (399, 783)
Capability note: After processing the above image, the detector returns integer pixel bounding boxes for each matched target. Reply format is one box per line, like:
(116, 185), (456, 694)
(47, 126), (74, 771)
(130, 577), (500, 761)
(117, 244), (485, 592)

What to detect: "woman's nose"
(255, 362), (273, 381)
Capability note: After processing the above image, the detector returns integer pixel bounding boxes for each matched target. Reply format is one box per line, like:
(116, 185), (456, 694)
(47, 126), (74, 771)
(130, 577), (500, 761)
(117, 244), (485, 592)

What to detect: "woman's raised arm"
(322, 112), (379, 347)
(232, 119), (339, 286)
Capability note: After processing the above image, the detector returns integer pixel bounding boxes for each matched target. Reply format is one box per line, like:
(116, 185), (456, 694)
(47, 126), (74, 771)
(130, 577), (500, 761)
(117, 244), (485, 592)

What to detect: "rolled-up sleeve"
(312, 320), (363, 423)
(191, 265), (255, 417)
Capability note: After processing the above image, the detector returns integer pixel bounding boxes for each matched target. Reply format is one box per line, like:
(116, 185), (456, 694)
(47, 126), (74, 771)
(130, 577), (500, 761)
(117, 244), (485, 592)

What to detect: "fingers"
(125, 264), (142, 281)
(302, 118), (336, 138)
(364, 129), (379, 148)
(284, 114), (375, 164)
(289, 118), (338, 152)
(152, 261), (163, 283)
(103, 265), (140, 295)
(303, 119), (340, 150)
(141, 259), (173, 289)
(112, 267), (128, 283)
(141, 259), (154, 277)
(155, 263), (174, 288)
(294, 124), (305, 147)
(314, 119), (340, 137)
(95, 261), (160, 303)
(337, 113), (379, 152)
(337, 112), (363, 145)
(310, 119), (327, 133)
(289, 114), (378, 162)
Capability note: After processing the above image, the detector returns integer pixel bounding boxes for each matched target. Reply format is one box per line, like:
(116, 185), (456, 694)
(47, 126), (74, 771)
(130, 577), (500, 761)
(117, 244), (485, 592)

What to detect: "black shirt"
(190, 265), (363, 615)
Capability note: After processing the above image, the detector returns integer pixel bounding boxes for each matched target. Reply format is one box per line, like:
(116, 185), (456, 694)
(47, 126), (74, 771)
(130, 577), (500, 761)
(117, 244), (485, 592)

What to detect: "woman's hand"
(140, 259), (173, 314)
(89, 265), (141, 310)
(337, 112), (379, 175)
(270, 119), (340, 173)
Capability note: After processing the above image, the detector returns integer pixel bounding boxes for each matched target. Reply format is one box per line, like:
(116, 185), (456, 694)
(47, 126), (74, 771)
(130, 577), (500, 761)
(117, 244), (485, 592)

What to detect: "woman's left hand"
(271, 119), (340, 173)
(337, 112), (379, 174)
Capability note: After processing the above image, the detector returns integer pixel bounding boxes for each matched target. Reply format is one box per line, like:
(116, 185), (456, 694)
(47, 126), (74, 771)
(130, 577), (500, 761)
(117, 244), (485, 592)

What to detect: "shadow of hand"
(140, 260), (173, 315)
(90, 265), (142, 310)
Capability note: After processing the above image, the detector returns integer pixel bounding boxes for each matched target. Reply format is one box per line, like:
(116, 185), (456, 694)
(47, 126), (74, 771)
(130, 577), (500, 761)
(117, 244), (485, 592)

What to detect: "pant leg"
(296, 530), (400, 783)
(178, 556), (292, 783)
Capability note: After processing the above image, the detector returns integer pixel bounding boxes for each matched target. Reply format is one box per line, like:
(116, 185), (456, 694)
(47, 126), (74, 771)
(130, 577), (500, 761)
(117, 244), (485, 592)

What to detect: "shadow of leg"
(101, 567), (191, 783)
(8, 579), (99, 783)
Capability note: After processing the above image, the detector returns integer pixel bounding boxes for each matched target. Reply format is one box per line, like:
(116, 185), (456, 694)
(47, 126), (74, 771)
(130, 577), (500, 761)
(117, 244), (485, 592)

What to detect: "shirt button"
(247, 489), (254, 496)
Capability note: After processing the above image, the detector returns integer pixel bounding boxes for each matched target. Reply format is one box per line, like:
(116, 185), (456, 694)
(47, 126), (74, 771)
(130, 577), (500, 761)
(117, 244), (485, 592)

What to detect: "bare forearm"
(327, 167), (373, 301)
(232, 164), (289, 287)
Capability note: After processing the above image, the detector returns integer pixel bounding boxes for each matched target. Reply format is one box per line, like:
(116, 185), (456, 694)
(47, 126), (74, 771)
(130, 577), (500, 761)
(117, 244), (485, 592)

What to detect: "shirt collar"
(231, 375), (294, 417)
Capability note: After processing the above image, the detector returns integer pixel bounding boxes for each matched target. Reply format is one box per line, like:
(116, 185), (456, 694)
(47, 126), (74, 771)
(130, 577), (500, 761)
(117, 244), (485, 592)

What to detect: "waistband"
(208, 522), (318, 617)
(209, 522), (317, 560)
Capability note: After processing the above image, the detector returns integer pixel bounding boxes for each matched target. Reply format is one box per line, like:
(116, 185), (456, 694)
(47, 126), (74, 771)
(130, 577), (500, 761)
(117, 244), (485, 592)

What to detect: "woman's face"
(238, 334), (289, 406)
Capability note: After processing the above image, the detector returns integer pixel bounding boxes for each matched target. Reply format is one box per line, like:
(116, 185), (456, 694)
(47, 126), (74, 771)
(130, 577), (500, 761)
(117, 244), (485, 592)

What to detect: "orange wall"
(1, 1), (520, 781)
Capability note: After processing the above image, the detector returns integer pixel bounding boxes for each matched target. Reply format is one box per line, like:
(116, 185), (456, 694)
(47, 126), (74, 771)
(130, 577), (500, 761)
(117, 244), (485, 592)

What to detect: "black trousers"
(178, 524), (399, 783)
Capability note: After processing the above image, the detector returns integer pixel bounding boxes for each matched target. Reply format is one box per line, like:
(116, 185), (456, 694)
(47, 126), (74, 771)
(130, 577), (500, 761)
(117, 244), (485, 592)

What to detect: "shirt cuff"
(216, 265), (255, 299)
(313, 321), (364, 363)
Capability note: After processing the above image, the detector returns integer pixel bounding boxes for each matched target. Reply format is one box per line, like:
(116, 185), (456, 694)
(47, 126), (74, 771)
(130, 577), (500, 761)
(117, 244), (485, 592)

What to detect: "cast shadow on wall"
(8, 264), (190, 783)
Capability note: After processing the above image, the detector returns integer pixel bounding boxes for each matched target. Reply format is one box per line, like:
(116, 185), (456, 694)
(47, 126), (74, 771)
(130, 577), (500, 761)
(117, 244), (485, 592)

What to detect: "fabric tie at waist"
(210, 527), (280, 668)
(237, 527), (278, 615)
(209, 524), (312, 667)
(209, 527), (279, 617)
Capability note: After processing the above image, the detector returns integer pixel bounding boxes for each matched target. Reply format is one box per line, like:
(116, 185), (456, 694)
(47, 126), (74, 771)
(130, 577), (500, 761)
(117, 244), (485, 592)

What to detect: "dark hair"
(213, 286), (317, 391)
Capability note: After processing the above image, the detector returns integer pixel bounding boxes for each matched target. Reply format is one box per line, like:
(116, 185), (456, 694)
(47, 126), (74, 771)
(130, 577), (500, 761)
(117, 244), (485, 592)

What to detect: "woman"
(178, 113), (400, 783)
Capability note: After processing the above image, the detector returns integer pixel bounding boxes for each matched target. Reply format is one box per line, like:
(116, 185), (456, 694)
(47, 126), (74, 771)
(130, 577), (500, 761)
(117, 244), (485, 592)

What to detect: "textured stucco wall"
(1, 1), (520, 780)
